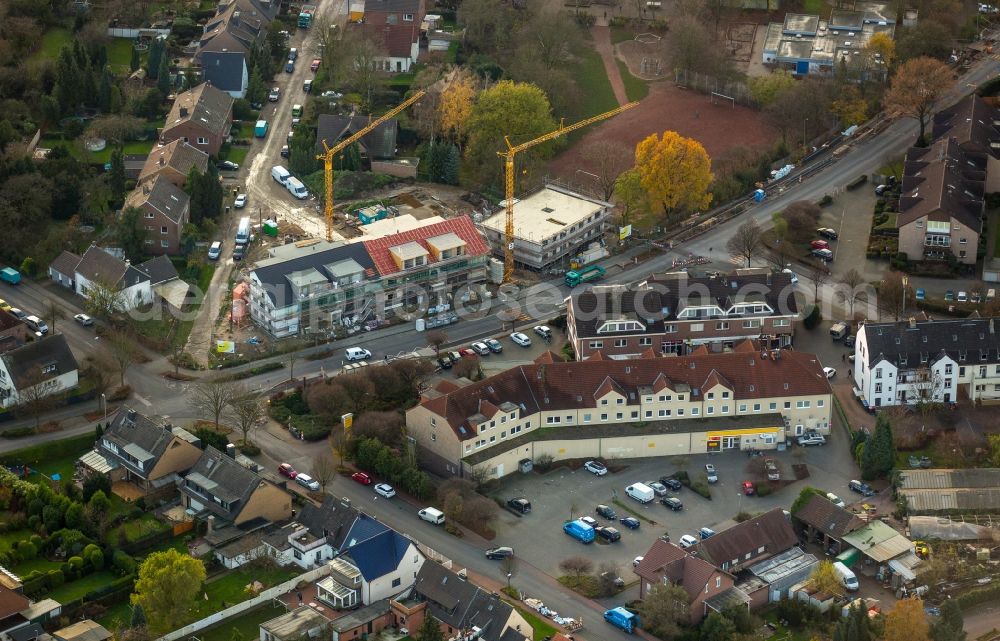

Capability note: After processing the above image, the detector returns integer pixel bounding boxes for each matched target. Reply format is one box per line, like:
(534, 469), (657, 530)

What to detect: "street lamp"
(902, 275), (909, 318)
(101, 393), (107, 422)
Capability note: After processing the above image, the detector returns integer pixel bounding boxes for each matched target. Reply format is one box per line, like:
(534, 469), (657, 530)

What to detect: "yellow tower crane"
(316, 90), (426, 242)
(498, 102), (638, 283)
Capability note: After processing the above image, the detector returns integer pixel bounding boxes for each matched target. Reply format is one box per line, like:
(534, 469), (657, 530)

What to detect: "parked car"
(579, 515), (599, 528)
(699, 527), (716, 539)
(234, 194), (247, 208)
(285, 60), (295, 72)
(208, 241), (222, 260)
(678, 534), (698, 548)
(824, 367), (837, 379)
(374, 483), (396, 498)
(817, 227), (839, 239)
(584, 460), (607, 475)
(437, 357), (453, 370)
(810, 239), (830, 249)
(346, 347), (371, 361)
(595, 504), (617, 520)
(25, 315), (47, 334)
(321, 90), (343, 99)
(596, 526), (621, 542)
(972, 291), (982, 303)
(295, 474), (320, 491)
(218, 160), (239, 170)
(782, 268), (799, 284)
(232, 244), (246, 261)
(844, 335), (856, 347)
(288, 47), (298, 60)
(310, 58), (321, 71)
(849, 480), (875, 496)
(268, 87), (281, 101)
(661, 497), (683, 511)
(704, 464), (718, 483)
(485, 338), (503, 353)
(507, 497), (531, 514)
(8, 308), (26, 321)
(660, 476), (682, 491)
(797, 432), (827, 446)
(958, 291), (968, 302)
(485, 546), (514, 560)
(633, 556), (644, 567)
(915, 288), (926, 301)
(510, 332), (532, 347)
(647, 481), (668, 497)
(459, 347), (477, 359)
(945, 290), (955, 301)
(533, 325), (552, 340)
(447, 351), (462, 363)
(620, 517), (641, 530)
(875, 184), (889, 195)
(73, 313), (94, 326)
(742, 480), (755, 495)
(351, 472), (373, 485)
(765, 459), (780, 481)
(281, 145), (290, 158)
(826, 492), (846, 508)
(278, 463), (297, 478)
(812, 248), (834, 261)
(471, 341), (491, 356)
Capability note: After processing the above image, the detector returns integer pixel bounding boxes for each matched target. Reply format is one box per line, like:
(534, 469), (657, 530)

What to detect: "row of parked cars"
(0, 299), (93, 333)
(437, 326), (554, 370)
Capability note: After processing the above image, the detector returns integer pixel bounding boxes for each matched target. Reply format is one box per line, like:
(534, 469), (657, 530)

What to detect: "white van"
(833, 561), (859, 591)
(285, 176), (309, 199)
(271, 165), (291, 185)
(418, 507), (445, 525)
(625, 482), (655, 503)
(345, 347), (371, 362)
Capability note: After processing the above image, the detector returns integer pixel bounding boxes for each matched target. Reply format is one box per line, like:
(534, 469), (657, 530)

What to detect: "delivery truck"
(254, 120), (269, 138)
(565, 265), (606, 287)
(563, 519), (595, 543)
(604, 607), (639, 634)
(297, 5), (316, 27)
(285, 177), (309, 200)
(0, 267), (21, 285)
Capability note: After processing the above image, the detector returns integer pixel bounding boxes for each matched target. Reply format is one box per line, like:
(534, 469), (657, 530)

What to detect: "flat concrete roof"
(829, 9), (865, 31)
(481, 186), (607, 242)
(353, 214), (445, 239)
(783, 13), (820, 34)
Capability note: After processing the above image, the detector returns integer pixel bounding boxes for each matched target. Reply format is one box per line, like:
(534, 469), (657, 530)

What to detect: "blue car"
(620, 517), (641, 530)
(915, 288), (925, 300)
(285, 60), (295, 73)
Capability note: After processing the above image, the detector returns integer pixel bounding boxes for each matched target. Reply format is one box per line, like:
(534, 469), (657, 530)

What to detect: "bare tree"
(878, 272), (911, 321)
(500, 555), (518, 589)
(597, 561), (623, 597)
(838, 268), (867, 322)
(453, 356), (481, 380)
(807, 261), (830, 304)
(726, 219), (764, 268)
(443, 491), (464, 524)
(227, 388), (264, 446)
(85, 280), (127, 320)
(766, 238), (793, 273)
(287, 352), (299, 381)
(45, 300), (66, 334)
(192, 380), (238, 430)
(559, 556), (594, 578)
(311, 451), (337, 491)
(344, 30), (388, 112)
(84, 350), (116, 411)
(108, 330), (141, 387)
(426, 330), (448, 357)
(16, 369), (62, 430)
(583, 140), (634, 201)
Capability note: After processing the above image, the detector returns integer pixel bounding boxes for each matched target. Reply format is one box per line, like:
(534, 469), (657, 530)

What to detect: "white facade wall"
(0, 364), (78, 409)
(75, 272), (153, 311)
(361, 542), (424, 604)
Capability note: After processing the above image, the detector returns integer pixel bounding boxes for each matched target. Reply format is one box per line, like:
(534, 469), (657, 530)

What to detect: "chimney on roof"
(225, 443), (237, 458)
(158, 155), (164, 166)
(180, 107), (189, 117)
(909, 317), (916, 329)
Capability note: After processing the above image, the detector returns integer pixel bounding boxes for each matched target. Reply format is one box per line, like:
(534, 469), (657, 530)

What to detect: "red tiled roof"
(635, 540), (728, 603)
(418, 343), (831, 441)
(353, 22), (420, 58)
(362, 216), (490, 276)
(0, 586), (30, 619)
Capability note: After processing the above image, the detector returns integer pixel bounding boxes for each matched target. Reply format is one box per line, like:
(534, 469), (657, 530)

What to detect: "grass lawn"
(107, 38), (147, 74)
(30, 28), (73, 63)
(571, 37), (619, 123)
(760, 611), (814, 641)
(0, 529), (35, 554)
(188, 567), (299, 622)
(108, 513), (169, 544)
(87, 140), (156, 164)
(11, 557), (62, 575)
(802, 0), (831, 17)
(616, 59), (649, 103)
(49, 571), (120, 602)
(198, 604), (287, 641)
(96, 601), (133, 630)
(874, 212), (897, 232)
(510, 604), (558, 641)
(1, 433), (95, 484)
(223, 146), (249, 166)
(610, 26), (634, 44)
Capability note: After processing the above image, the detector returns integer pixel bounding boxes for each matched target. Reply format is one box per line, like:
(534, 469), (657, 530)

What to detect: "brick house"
(566, 271), (798, 360)
(693, 508), (799, 573)
(123, 175), (191, 255)
(161, 83), (234, 157)
(634, 540), (736, 624)
(138, 139), (209, 188)
(351, 0), (426, 72)
(793, 493), (865, 554)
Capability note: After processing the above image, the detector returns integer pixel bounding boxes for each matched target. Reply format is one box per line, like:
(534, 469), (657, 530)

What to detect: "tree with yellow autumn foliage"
(865, 32), (896, 69)
(885, 57), (952, 143)
(438, 71), (476, 149)
(883, 597), (931, 641)
(633, 131), (713, 217)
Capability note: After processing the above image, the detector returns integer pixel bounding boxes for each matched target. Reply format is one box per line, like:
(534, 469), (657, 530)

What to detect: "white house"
(853, 317), (1000, 406)
(0, 335), (79, 409)
(341, 529), (424, 604)
(48, 246), (179, 312)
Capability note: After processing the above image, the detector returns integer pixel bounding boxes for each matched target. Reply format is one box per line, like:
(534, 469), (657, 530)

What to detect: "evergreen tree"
(443, 144), (460, 185)
(55, 47), (80, 115)
(931, 599), (966, 641)
(866, 414), (896, 479)
(80, 60), (98, 107)
(110, 147), (127, 205)
(110, 86), (123, 114)
(204, 164), (223, 220)
(92, 44), (108, 70)
(73, 39), (88, 69)
(426, 140), (446, 183)
(130, 45), (141, 72)
(186, 166), (205, 224)
(415, 614), (443, 641)
(130, 603), (147, 630)
(246, 67), (266, 106)
(289, 126), (317, 176)
(146, 39), (162, 79)
(157, 54), (171, 96)
(98, 67), (112, 112)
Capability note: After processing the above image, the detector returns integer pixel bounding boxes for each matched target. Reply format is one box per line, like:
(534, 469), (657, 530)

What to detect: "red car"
(742, 480), (755, 496)
(310, 58), (321, 71)
(278, 463), (298, 479)
(459, 348), (478, 359)
(809, 239), (829, 250)
(352, 472), (373, 485)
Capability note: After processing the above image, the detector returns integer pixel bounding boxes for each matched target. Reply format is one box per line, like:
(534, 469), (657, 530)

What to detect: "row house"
(634, 540), (735, 624)
(48, 246), (179, 312)
(854, 316), (1000, 406)
(138, 139), (209, 189)
(248, 216), (490, 338)
(566, 271), (798, 360)
(406, 340), (832, 479)
(160, 83), (234, 157)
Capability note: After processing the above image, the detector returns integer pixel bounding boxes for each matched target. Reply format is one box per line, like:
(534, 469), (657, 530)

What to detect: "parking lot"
(487, 425), (864, 580)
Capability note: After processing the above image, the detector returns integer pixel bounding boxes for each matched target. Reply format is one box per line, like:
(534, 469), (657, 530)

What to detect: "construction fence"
(673, 69), (757, 109)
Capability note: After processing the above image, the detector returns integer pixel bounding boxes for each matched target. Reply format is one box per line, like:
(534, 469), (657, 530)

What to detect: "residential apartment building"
(160, 83), (234, 157)
(896, 137), (984, 265)
(351, 0), (426, 73)
(0, 335), (79, 409)
(479, 184), (612, 271)
(406, 340), (832, 479)
(853, 317), (1000, 406)
(123, 175), (191, 255)
(634, 540), (735, 623)
(92, 407), (203, 502)
(180, 446), (292, 528)
(566, 271), (798, 360)
(932, 94), (1000, 193)
(247, 216), (490, 338)
(138, 139), (209, 188)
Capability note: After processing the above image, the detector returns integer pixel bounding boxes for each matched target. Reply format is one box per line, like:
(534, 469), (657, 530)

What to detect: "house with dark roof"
(161, 83), (234, 156)
(124, 175), (191, 255)
(932, 94), (1000, 193)
(896, 136), (985, 266)
(853, 316), (1000, 406)
(411, 562), (531, 641)
(201, 51), (249, 99)
(46, 246), (179, 312)
(567, 270), (799, 360)
(349, 0), (426, 73)
(0, 335), (79, 409)
(247, 216), (489, 338)
(92, 407), (203, 502)
(342, 529), (423, 604)
(316, 115), (399, 161)
(138, 139), (210, 189)
(692, 508), (798, 573)
(0, 310), (30, 354)
(180, 446), (292, 528)
(634, 540), (737, 623)
(407, 342), (832, 478)
(792, 494), (865, 554)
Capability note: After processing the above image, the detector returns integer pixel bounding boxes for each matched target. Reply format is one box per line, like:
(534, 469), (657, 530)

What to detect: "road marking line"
(134, 394), (152, 407)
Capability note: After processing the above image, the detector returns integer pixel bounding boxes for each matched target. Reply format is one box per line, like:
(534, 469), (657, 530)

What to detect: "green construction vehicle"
(565, 265), (606, 287)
